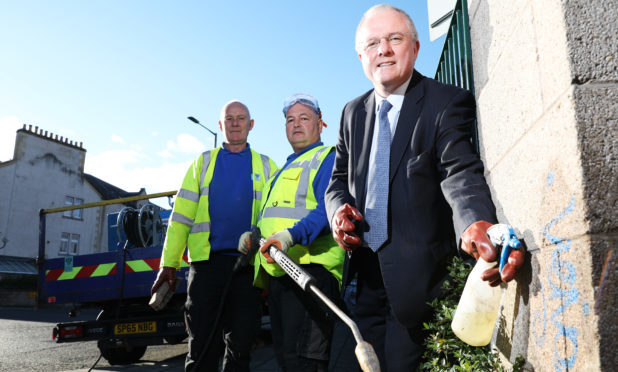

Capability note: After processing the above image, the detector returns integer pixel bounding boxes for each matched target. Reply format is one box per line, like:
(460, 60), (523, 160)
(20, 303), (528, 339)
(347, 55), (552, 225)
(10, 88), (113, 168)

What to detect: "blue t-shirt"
(268, 142), (335, 246)
(208, 143), (253, 255)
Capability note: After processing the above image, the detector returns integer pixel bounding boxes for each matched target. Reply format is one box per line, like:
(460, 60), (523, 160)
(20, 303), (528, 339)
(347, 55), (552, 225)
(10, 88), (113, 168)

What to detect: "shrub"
(419, 256), (525, 371)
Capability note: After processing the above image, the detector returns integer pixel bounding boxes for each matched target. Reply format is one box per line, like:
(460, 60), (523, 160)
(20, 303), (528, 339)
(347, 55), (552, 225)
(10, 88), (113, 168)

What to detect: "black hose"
(87, 352), (103, 372)
(121, 209), (142, 247)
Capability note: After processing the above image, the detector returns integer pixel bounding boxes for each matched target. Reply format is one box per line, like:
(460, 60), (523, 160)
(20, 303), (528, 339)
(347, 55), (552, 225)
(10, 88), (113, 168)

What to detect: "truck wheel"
(164, 334), (187, 344)
(97, 341), (147, 365)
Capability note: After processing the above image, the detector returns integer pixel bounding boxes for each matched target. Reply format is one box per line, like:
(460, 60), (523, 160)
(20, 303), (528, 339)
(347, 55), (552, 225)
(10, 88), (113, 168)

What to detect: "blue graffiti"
(547, 171), (555, 187)
(542, 197), (580, 371)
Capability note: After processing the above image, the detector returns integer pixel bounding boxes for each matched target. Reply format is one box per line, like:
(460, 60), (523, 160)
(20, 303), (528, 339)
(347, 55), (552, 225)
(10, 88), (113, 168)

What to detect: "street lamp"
(187, 116), (217, 149)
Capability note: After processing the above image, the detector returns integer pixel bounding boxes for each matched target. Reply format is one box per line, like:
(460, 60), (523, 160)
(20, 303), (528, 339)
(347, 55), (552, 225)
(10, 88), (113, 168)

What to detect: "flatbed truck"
(37, 192), (190, 365)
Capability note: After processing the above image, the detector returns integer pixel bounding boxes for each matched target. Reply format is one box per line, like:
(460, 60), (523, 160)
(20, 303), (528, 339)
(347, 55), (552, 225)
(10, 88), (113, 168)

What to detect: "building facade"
(0, 125), (147, 265)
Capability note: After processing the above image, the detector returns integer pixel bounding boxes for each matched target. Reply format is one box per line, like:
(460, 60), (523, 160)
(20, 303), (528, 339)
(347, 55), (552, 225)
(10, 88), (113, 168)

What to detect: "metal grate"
(0, 256), (37, 275)
(434, 0), (478, 152)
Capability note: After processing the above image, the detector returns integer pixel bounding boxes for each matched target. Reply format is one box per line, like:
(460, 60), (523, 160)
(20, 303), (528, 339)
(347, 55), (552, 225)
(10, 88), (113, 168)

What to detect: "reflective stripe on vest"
(191, 147), (272, 239)
(260, 146), (330, 221)
(176, 188), (199, 203)
(162, 147), (275, 268)
(255, 145), (342, 285)
(200, 151), (212, 195)
(170, 211), (194, 227)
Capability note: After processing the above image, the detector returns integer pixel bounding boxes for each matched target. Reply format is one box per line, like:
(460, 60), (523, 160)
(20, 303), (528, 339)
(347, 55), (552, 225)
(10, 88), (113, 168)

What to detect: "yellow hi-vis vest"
(254, 145), (343, 288)
(161, 147), (277, 269)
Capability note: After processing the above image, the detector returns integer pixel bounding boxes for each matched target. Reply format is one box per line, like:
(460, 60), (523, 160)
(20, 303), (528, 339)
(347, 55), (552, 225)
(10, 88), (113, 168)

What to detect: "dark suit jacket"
(325, 70), (497, 327)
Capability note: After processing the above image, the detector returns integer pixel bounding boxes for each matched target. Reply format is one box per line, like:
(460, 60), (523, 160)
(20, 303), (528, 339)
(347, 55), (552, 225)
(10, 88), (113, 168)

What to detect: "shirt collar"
(221, 142), (251, 154)
(374, 74), (413, 113)
(286, 141), (323, 162)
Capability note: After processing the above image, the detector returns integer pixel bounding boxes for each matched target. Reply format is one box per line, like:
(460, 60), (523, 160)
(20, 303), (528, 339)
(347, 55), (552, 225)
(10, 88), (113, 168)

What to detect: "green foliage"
(419, 256), (507, 371)
(512, 356), (526, 372)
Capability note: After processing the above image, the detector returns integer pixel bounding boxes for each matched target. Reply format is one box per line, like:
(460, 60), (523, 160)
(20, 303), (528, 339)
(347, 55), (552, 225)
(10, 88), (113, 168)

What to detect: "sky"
(0, 1), (446, 206)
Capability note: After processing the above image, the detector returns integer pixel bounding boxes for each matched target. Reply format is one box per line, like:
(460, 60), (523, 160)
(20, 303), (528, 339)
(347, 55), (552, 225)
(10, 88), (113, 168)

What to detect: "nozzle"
(355, 341), (381, 372)
(487, 224), (522, 273)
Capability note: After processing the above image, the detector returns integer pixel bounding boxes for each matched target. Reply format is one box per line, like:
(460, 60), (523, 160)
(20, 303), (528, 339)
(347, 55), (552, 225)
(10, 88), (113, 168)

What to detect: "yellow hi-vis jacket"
(254, 145), (343, 288)
(161, 147), (277, 269)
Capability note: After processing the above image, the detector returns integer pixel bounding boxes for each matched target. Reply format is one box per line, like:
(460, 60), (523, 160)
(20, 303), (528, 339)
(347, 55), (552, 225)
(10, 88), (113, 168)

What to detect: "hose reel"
(116, 204), (165, 248)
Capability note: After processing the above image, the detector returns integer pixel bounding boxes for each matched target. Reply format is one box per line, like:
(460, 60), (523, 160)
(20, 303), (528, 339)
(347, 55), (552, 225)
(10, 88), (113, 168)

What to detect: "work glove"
(237, 231), (252, 255)
(149, 267), (179, 311)
(260, 230), (294, 264)
(461, 221), (526, 286)
(332, 203), (363, 251)
(151, 267), (177, 295)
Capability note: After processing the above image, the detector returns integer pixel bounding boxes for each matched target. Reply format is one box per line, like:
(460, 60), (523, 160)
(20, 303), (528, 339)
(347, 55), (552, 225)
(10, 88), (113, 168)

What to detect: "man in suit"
(324, 5), (525, 371)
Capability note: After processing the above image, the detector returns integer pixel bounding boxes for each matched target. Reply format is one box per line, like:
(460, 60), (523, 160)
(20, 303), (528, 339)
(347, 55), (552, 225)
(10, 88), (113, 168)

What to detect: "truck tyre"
(164, 334), (187, 344)
(97, 340), (147, 365)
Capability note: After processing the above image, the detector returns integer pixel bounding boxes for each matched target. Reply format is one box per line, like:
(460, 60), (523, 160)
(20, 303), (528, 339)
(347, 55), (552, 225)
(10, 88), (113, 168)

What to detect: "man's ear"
(249, 119), (255, 131)
(218, 121), (223, 131)
(413, 40), (420, 58)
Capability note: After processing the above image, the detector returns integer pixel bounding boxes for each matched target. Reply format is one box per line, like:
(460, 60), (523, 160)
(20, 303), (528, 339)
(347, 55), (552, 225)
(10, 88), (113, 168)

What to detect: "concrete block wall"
(565, 1), (618, 370)
(468, 0), (616, 370)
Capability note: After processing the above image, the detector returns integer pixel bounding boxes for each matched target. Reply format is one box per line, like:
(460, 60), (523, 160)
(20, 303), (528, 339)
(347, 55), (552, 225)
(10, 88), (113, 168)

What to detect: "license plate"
(114, 321), (157, 335)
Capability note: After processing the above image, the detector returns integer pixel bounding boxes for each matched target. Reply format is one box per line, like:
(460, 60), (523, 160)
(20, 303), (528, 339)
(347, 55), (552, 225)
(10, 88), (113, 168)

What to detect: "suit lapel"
(355, 92), (376, 212)
(390, 70), (425, 182)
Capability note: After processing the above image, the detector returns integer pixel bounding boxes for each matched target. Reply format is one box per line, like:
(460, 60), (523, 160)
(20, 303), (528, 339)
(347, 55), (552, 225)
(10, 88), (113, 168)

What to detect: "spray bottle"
(451, 224), (522, 346)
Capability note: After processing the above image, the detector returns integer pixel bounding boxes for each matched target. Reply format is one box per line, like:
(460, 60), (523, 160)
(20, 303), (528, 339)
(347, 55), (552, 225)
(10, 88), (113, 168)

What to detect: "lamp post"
(187, 116), (217, 149)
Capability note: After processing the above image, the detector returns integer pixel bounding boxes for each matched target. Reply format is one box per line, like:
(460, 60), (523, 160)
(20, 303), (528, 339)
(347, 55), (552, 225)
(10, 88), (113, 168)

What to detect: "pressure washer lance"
(261, 238), (381, 372)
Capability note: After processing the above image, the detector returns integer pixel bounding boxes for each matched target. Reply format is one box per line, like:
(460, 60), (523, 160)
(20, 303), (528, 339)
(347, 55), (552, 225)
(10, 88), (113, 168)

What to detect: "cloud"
(85, 149), (191, 208)
(159, 133), (205, 159)
(0, 116), (22, 161)
(176, 133), (205, 154)
(111, 134), (125, 144)
(1, 119), (198, 209)
(89, 149), (147, 166)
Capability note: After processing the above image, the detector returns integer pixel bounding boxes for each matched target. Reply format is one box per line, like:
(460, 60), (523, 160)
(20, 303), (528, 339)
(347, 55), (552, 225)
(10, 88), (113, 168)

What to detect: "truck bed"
(41, 245), (189, 305)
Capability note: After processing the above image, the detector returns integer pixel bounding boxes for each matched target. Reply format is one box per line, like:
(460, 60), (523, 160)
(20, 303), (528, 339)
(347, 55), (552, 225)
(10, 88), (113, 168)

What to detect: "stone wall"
(469, 0), (616, 370)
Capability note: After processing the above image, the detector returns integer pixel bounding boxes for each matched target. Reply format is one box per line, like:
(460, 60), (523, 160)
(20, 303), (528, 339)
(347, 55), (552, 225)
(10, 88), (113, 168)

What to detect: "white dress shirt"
(365, 75), (413, 201)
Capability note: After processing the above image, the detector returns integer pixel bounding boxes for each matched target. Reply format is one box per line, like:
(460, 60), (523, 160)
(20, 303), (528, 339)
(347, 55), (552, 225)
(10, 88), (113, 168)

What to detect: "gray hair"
(355, 4), (418, 52)
(219, 100), (251, 122)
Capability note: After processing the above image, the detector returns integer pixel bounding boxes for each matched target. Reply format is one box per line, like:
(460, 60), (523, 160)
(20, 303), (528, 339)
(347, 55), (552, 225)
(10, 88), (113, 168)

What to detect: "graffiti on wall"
(532, 171), (588, 371)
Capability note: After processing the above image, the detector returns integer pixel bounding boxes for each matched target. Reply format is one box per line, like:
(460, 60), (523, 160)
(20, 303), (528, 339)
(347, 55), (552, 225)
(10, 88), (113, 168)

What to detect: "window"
(63, 197), (73, 217)
(70, 234), (80, 255)
(63, 196), (84, 220)
(60, 232), (70, 254)
(59, 232), (80, 255)
(74, 199), (83, 219)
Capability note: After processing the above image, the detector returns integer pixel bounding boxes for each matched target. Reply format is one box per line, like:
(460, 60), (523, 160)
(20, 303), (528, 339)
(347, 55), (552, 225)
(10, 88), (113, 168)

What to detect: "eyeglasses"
(361, 32), (410, 52)
(283, 94), (321, 117)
